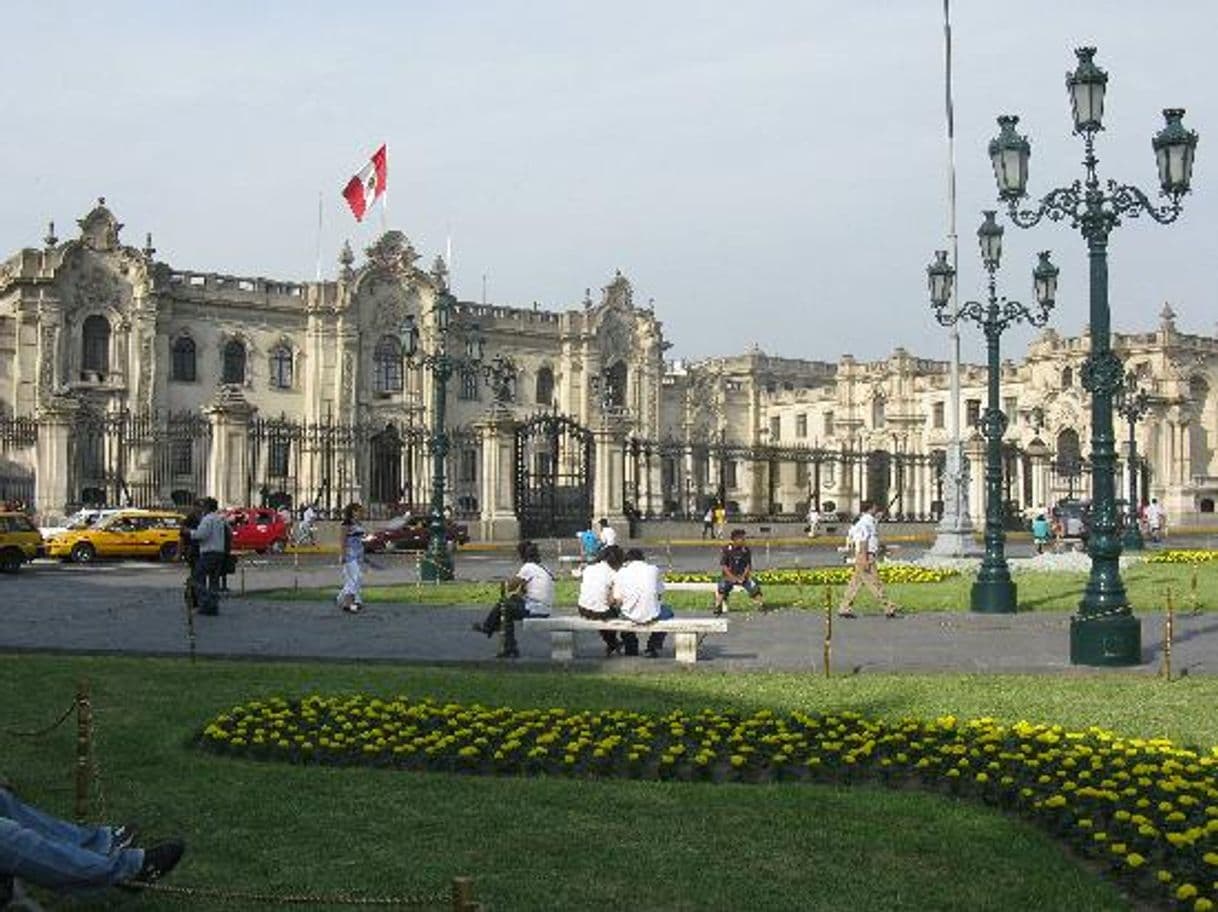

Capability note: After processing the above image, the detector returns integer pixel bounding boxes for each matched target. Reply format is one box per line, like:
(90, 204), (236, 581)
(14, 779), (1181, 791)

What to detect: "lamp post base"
(970, 577), (1017, 613)
(420, 542), (454, 582)
(1069, 611), (1142, 666)
(1121, 526), (1145, 551)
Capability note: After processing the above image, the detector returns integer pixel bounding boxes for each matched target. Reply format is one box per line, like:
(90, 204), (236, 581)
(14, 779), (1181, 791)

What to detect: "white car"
(39, 508), (120, 540)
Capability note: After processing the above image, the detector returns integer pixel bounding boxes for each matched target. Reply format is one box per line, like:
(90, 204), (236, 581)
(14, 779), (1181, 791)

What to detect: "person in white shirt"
(806, 504), (821, 538)
(578, 544), (625, 656)
(838, 501), (899, 619)
(612, 548), (673, 658)
(472, 540), (554, 658)
(598, 517), (618, 548)
(1145, 498), (1166, 542)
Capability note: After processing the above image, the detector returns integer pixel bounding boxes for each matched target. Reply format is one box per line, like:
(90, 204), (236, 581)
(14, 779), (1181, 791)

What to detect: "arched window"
(222, 340), (246, 385)
(81, 315), (110, 378)
(606, 361), (627, 408)
(535, 366), (555, 406)
(269, 346), (293, 389)
(373, 335), (403, 393)
(1055, 428), (1082, 477)
(171, 337), (196, 382)
(1062, 366), (1074, 389)
(871, 398), (886, 429)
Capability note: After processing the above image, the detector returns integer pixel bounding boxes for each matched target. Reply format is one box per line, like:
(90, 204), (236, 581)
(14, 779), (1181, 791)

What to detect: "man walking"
(1145, 498), (1166, 543)
(838, 501), (899, 619)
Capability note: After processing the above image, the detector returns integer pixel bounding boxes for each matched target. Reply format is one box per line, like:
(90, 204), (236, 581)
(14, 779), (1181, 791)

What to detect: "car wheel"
(159, 542), (179, 562)
(0, 548), (23, 572)
(270, 538), (286, 554)
(70, 542), (96, 564)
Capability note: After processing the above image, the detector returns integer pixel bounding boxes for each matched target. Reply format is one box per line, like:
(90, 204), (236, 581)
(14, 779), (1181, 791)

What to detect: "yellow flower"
(1178, 884), (1198, 901)
(1125, 853), (1145, 868)
(1194, 900), (1214, 912)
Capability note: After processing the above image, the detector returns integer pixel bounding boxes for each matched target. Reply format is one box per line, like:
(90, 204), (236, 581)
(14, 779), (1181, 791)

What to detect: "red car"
(362, 514), (469, 553)
(224, 507), (290, 554)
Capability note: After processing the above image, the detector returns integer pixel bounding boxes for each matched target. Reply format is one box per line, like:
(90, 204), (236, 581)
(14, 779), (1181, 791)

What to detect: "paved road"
(1, 556), (1211, 675)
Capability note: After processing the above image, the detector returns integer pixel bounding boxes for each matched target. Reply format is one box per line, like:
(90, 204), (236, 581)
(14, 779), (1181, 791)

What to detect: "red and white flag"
(341, 144), (387, 222)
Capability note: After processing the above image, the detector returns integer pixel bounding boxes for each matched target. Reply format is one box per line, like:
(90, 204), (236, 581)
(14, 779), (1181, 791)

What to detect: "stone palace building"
(1, 200), (1214, 538)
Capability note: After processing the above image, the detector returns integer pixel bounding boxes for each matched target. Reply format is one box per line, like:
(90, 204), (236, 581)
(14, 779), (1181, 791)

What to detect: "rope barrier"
(127, 881), (458, 908)
(0, 701), (77, 739)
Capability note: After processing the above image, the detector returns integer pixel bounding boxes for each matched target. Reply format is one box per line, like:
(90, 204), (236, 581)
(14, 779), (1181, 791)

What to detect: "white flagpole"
(315, 190), (323, 281)
(446, 231), (453, 288)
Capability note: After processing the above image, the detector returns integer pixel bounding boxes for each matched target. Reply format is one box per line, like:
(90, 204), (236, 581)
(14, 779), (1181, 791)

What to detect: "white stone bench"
(525, 615), (728, 664)
(664, 581), (717, 592)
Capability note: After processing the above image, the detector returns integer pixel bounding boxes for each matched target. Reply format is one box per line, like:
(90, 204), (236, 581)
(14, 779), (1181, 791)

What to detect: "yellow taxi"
(0, 511), (42, 571)
(46, 509), (185, 563)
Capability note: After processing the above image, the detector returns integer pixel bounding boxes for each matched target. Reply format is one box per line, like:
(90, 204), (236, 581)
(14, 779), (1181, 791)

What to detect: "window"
(459, 449), (477, 483)
(269, 439), (291, 477)
(966, 398), (981, 427)
(769, 416), (781, 441)
(795, 461), (808, 487)
(932, 401), (945, 429)
(725, 460), (738, 489)
(535, 366), (554, 406)
(606, 361), (627, 408)
(171, 337), (196, 382)
(459, 369), (479, 401)
(1062, 366), (1074, 389)
(871, 398), (886, 428)
(823, 411), (835, 438)
(270, 346), (293, 389)
(171, 440), (193, 476)
(81, 315), (110, 377)
(373, 335), (403, 394)
(222, 340), (246, 385)
(795, 414), (808, 438)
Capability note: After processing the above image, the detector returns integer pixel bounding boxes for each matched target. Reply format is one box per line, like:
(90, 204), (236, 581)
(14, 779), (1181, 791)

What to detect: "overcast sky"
(1, 1), (1213, 364)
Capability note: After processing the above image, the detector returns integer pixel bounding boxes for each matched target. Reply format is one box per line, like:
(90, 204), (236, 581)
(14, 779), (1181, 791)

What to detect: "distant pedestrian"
(806, 504), (821, 538)
(1145, 498), (1166, 542)
(838, 501), (899, 619)
(187, 497), (225, 615)
(598, 517), (617, 548)
(701, 507), (714, 540)
(712, 504), (726, 539)
(577, 522), (601, 568)
(1031, 514), (1051, 554)
(336, 502), (366, 614)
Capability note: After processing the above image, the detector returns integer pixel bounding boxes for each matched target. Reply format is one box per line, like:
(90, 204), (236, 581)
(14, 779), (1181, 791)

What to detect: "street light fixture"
(404, 261), (499, 581)
(927, 214), (1057, 613)
(1114, 371), (1151, 551)
(991, 46), (1198, 664)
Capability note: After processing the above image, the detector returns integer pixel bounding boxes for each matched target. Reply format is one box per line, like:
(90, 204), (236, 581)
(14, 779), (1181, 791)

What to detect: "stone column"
(205, 388), (256, 508)
(477, 409), (519, 542)
(33, 395), (80, 515)
(592, 417), (627, 529)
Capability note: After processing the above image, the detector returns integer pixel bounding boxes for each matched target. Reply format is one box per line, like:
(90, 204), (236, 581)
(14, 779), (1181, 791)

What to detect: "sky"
(1, 1), (1214, 365)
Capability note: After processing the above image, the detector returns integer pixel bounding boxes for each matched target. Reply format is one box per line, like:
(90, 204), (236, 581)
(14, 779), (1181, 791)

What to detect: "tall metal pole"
(422, 296), (454, 582)
(929, 0), (976, 556)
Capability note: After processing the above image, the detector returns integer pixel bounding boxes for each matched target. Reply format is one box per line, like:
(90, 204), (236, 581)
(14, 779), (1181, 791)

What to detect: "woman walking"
(337, 502), (366, 614)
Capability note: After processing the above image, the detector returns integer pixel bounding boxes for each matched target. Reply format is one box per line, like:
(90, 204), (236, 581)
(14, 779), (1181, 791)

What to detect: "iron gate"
(0, 417), (37, 507)
(514, 413), (593, 539)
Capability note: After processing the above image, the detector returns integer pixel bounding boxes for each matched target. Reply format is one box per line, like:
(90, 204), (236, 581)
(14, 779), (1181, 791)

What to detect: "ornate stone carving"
(71, 265), (119, 314)
(601, 270), (633, 310)
(341, 350), (355, 405)
(77, 198), (123, 251)
(38, 325), (56, 395)
(139, 335), (154, 408)
(1081, 351), (1125, 395)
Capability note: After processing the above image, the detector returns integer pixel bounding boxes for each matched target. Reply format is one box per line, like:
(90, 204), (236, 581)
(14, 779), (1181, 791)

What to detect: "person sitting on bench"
(471, 540), (554, 658)
(612, 548), (672, 658)
(578, 544), (625, 656)
(0, 784), (184, 896)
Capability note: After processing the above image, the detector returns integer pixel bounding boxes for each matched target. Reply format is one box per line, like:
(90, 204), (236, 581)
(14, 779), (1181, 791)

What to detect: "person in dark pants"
(613, 547), (672, 658)
(188, 498), (226, 615)
(577, 544), (625, 656)
(471, 540), (554, 658)
(179, 501), (203, 611)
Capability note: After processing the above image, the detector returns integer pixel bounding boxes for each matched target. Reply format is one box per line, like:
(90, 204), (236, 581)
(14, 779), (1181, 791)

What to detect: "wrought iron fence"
(0, 416), (37, 507)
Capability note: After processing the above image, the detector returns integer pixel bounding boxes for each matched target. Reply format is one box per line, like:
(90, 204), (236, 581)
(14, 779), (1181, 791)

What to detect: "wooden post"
(1163, 588), (1175, 682)
(74, 680), (93, 824)
(1190, 564), (1200, 615)
(293, 550), (300, 592)
(451, 876), (477, 911)
(240, 564), (246, 596)
(665, 538), (673, 571)
(823, 585), (833, 678)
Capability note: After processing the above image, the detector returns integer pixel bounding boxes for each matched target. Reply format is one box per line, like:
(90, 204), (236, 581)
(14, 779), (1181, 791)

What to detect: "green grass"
(6, 657), (1217, 910)
(255, 558), (1217, 614)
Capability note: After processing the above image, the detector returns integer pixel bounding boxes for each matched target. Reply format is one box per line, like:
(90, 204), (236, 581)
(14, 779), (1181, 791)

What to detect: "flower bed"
(667, 566), (959, 585)
(200, 696), (1217, 910)
(1148, 550), (1218, 565)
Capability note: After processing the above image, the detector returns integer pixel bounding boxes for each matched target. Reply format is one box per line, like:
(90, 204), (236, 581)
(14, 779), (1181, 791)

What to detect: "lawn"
(255, 557), (1217, 615)
(4, 656), (1217, 910)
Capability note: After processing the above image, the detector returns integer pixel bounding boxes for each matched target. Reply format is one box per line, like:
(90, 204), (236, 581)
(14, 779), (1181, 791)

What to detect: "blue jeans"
(0, 788), (143, 890)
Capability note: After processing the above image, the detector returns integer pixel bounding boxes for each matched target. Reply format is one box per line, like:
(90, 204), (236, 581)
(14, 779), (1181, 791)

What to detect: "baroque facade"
(0, 200), (1214, 536)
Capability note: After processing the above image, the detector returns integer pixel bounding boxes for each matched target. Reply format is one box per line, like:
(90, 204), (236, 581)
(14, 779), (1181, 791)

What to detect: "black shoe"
(129, 839), (185, 884)
(644, 647), (660, 659)
(496, 646), (520, 659)
(604, 642), (623, 657)
(111, 823), (139, 853)
(623, 648), (639, 657)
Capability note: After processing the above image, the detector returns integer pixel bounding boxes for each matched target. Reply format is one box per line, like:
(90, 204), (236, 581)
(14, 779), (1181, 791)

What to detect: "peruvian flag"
(342, 144), (387, 222)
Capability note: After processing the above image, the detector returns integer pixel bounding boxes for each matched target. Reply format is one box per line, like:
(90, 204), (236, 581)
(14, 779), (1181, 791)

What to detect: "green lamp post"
(927, 216), (1059, 613)
(403, 266), (496, 582)
(1115, 371), (1151, 551)
(989, 47), (1198, 664)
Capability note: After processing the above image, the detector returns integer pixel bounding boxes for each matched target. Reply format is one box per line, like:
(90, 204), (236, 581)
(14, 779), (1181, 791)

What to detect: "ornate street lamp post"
(401, 268), (501, 581)
(988, 47), (1197, 665)
(927, 214), (1058, 613)
(1115, 371), (1150, 551)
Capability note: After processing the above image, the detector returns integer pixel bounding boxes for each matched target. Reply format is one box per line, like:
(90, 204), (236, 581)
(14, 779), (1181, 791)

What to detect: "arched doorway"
(866, 450), (891, 511)
(369, 425), (402, 508)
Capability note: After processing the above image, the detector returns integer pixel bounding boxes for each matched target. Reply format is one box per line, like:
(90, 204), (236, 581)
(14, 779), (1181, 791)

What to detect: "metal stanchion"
(1162, 588), (1175, 681)
(74, 680), (93, 824)
(822, 586), (833, 678)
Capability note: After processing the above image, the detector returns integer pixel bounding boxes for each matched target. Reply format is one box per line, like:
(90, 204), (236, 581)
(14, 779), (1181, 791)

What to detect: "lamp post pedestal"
(927, 443), (982, 557)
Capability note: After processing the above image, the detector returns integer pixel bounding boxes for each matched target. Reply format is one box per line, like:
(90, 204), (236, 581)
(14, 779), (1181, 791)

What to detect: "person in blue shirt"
(1031, 513), (1051, 554)
(577, 523), (601, 567)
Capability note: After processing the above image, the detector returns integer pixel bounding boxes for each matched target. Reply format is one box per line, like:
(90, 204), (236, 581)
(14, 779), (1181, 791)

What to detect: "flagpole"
(315, 190), (323, 282)
(446, 230), (453, 291)
(929, 0), (976, 557)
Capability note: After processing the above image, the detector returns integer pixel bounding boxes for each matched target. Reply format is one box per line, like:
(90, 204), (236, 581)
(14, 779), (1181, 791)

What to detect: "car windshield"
(385, 516), (409, 530)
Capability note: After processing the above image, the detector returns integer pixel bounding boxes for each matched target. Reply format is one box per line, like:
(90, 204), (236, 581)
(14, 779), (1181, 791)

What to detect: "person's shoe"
(623, 647), (640, 657)
(604, 641), (623, 658)
(644, 647), (660, 659)
(129, 839), (185, 884)
(713, 605), (725, 616)
(884, 607), (901, 618)
(110, 823), (139, 853)
(837, 608), (857, 619)
(496, 646), (520, 659)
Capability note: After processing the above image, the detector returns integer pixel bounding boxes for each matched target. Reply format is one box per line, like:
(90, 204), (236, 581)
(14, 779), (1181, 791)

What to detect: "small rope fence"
(1, 684), (482, 910)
